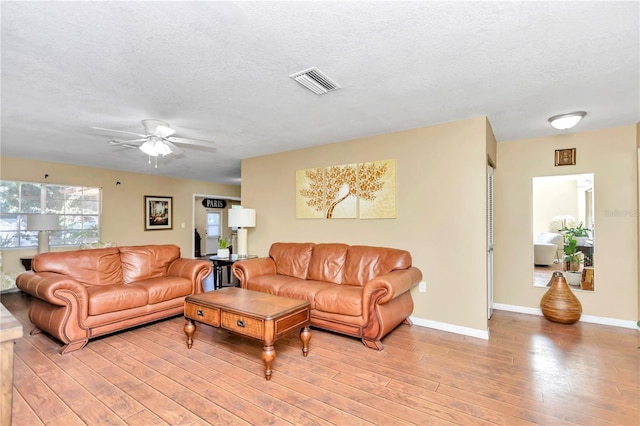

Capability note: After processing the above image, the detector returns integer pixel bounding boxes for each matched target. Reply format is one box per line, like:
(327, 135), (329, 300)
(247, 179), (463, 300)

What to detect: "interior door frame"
(487, 164), (494, 319)
(192, 193), (241, 258)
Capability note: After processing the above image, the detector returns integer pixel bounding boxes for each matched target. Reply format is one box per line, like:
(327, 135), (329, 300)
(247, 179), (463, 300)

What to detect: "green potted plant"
(563, 235), (583, 286)
(563, 222), (590, 246)
(217, 236), (231, 258)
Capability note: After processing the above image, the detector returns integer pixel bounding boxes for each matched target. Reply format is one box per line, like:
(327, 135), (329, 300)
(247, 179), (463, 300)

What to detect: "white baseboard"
(492, 303), (638, 329)
(409, 316), (489, 340)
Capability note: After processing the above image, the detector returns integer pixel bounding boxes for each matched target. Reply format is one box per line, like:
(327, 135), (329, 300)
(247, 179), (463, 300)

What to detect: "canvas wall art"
(296, 159), (396, 219)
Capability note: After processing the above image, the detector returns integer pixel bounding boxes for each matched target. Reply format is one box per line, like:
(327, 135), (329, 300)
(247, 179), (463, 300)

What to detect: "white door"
(487, 165), (494, 319)
(205, 211), (221, 254)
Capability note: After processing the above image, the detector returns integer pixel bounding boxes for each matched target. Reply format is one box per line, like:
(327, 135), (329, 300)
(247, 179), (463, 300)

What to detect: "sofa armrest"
(232, 257), (277, 288)
(167, 259), (213, 294)
(16, 271), (89, 310)
(362, 266), (422, 306)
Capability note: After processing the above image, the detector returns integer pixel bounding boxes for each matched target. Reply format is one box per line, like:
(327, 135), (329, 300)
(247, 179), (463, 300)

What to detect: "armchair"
(534, 232), (564, 266)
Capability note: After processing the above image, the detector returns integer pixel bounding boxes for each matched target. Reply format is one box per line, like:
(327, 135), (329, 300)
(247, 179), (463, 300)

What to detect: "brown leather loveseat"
(232, 242), (422, 350)
(16, 244), (212, 354)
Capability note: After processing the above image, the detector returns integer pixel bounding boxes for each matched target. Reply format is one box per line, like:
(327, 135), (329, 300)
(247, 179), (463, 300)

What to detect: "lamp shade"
(228, 208), (256, 228)
(27, 214), (60, 231)
(139, 139), (172, 157)
(548, 111), (586, 130)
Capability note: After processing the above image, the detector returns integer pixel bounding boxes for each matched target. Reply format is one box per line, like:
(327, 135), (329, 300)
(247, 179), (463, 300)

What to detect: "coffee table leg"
(184, 319), (196, 349)
(262, 344), (275, 380)
(300, 326), (311, 357)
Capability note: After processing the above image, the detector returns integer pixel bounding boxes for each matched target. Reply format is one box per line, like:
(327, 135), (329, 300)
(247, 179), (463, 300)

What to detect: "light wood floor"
(533, 262), (563, 287)
(2, 291), (638, 425)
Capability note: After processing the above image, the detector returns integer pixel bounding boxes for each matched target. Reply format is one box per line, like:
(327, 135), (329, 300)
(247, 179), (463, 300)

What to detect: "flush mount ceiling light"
(548, 111), (587, 130)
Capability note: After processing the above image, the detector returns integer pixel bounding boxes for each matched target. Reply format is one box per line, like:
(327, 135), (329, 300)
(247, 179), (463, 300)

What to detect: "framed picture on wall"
(554, 148), (576, 166)
(145, 195), (173, 230)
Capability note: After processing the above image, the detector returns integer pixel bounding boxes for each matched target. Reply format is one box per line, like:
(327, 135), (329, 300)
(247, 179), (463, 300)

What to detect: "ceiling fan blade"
(167, 136), (217, 150)
(109, 138), (146, 145)
(108, 141), (140, 149)
(92, 127), (148, 138)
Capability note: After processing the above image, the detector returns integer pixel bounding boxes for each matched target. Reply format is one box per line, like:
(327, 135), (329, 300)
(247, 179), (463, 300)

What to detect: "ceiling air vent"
(289, 67), (341, 95)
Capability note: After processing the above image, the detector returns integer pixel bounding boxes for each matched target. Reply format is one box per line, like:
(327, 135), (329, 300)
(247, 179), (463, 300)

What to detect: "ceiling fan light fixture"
(548, 111), (587, 130)
(139, 140), (172, 157)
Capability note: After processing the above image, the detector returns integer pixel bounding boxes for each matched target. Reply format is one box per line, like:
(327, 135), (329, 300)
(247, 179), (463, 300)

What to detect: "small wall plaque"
(555, 148), (576, 166)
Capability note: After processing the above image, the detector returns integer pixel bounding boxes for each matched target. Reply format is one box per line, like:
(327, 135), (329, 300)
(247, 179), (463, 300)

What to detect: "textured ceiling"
(1, 1), (638, 184)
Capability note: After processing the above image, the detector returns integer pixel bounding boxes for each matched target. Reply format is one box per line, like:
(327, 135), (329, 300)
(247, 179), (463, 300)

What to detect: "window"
(206, 212), (221, 240)
(0, 181), (101, 248)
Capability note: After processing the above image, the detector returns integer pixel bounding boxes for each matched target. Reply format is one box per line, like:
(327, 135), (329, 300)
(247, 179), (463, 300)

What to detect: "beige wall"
(533, 179), (579, 238)
(0, 156), (240, 281)
(637, 122), (640, 319)
(240, 117), (494, 332)
(494, 125), (638, 321)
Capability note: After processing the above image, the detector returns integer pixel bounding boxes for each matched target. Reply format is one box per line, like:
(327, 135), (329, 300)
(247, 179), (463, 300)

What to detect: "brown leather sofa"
(16, 244), (212, 354)
(232, 242), (422, 350)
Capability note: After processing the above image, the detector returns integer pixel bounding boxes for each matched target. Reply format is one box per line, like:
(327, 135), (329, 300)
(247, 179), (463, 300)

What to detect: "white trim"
(493, 303), (638, 329)
(409, 316), (489, 340)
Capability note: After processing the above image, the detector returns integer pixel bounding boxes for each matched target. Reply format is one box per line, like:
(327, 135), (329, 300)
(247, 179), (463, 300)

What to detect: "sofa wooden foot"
(59, 339), (88, 355)
(402, 317), (413, 326)
(29, 327), (43, 336)
(362, 338), (384, 351)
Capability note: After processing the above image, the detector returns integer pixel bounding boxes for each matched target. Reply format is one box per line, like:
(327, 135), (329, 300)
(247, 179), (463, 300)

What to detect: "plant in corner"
(563, 235), (583, 286)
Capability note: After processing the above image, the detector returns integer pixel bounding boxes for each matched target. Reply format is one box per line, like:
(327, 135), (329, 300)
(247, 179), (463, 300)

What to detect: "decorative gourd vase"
(540, 271), (582, 324)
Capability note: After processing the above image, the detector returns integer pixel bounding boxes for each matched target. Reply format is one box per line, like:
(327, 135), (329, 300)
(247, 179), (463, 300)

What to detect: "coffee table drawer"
(221, 312), (263, 339)
(185, 304), (220, 327)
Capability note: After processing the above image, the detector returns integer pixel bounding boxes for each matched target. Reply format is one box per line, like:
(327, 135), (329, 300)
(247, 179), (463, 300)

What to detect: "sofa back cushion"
(307, 243), (349, 284)
(32, 247), (123, 286)
(535, 232), (564, 247)
(342, 245), (412, 286)
(119, 244), (180, 284)
(269, 242), (315, 279)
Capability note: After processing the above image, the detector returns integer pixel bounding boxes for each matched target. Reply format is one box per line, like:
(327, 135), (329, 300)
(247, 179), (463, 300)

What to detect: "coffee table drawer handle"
(197, 309), (204, 317)
(237, 319), (245, 328)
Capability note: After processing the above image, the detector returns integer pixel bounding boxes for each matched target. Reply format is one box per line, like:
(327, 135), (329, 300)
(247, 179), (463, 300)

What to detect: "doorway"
(192, 194), (241, 258)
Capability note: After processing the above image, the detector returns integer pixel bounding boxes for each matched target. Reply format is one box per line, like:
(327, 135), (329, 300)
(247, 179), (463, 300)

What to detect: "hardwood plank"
(3, 293), (638, 426)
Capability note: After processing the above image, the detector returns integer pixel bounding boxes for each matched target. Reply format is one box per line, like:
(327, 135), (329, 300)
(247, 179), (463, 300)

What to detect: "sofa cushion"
(86, 283), (148, 315)
(119, 245), (180, 284)
(245, 274), (297, 295)
(276, 279), (336, 309)
(315, 284), (363, 316)
(32, 247), (123, 286)
(342, 246), (412, 286)
(130, 276), (193, 304)
(269, 242), (315, 279)
(307, 243), (348, 284)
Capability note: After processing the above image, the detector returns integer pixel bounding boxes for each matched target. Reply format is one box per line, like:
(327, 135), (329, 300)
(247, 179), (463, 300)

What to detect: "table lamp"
(27, 214), (60, 254)
(228, 208), (255, 257)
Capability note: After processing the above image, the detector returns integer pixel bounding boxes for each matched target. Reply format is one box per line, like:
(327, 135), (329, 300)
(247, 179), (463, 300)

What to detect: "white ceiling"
(1, 1), (638, 185)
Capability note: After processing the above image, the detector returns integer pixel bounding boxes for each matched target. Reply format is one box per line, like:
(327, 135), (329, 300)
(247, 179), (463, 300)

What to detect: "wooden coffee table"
(184, 287), (311, 380)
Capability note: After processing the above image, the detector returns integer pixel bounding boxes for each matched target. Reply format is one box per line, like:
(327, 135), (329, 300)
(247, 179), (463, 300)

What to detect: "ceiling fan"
(92, 119), (216, 168)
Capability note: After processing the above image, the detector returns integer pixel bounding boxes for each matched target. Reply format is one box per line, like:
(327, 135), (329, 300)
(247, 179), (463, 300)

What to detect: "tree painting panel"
(296, 168), (326, 218)
(358, 159), (396, 219)
(324, 163), (357, 219)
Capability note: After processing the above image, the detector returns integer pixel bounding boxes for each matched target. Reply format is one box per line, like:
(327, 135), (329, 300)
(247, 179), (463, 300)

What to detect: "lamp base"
(236, 228), (248, 257)
(37, 231), (50, 254)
